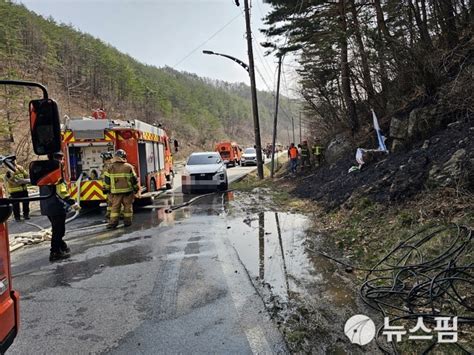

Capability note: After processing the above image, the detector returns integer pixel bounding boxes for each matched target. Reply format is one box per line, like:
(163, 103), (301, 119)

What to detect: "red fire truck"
(1, 80), (64, 352)
(61, 112), (175, 205)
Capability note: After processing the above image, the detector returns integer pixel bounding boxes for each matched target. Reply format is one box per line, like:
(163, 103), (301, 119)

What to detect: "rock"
(428, 149), (468, 188)
(325, 134), (353, 164)
(458, 138), (468, 148)
(407, 105), (442, 142)
(422, 140), (430, 149)
(359, 149), (388, 166)
(391, 138), (406, 152)
(447, 121), (462, 129)
(390, 117), (408, 139)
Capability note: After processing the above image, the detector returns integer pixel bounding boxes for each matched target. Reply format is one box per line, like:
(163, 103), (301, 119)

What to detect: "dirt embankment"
(292, 121), (474, 211)
(258, 120), (474, 353)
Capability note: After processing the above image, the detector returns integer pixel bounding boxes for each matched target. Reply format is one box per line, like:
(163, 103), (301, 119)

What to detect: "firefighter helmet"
(114, 149), (127, 159)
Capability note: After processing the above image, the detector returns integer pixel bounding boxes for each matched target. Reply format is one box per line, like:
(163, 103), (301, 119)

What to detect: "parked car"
(181, 152), (228, 194)
(240, 147), (265, 166)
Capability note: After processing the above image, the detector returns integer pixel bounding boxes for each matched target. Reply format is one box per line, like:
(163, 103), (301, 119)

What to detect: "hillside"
(0, 1), (298, 162)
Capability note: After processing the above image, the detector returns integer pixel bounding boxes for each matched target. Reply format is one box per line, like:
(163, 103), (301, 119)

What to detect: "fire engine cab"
(1, 80), (64, 353)
(62, 112), (175, 206)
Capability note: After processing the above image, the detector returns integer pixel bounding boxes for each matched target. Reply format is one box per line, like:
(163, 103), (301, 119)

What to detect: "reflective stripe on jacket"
(313, 146), (323, 155)
(4, 164), (29, 193)
(103, 158), (139, 194)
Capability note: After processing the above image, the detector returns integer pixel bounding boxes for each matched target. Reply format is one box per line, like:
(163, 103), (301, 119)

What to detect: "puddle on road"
(140, 191), (356, 310)
(224, 211), (310, 301)
(222, 193), (365, 353)
(223, 211), (355, 307)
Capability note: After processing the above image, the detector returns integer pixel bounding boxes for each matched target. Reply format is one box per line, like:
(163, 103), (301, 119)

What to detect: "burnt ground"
(291, 120), (474, 210)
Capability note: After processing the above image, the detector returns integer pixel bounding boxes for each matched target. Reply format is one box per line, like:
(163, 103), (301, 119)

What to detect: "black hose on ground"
(310, 224), (473, 354)
(164, 189), (235, 213)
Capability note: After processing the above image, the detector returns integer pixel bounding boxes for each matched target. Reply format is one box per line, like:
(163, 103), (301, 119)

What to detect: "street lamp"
(203, 49), (264, 179)
(202, 50), (249, 72)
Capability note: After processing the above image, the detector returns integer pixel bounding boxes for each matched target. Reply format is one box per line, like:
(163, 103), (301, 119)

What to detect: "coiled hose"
(313, 224), (473, 354)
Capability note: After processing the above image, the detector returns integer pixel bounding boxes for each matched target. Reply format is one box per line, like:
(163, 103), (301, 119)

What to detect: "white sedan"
(181, 152), (229, 194)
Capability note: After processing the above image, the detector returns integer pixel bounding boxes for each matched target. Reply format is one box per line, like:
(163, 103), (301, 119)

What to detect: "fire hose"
(9, 174), (85, 252)
(309, 224), (473, 354)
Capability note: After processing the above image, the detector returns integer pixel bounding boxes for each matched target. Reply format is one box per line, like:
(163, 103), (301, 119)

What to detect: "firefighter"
(3, 156), (30, 221)
(100, 151), (113, 222)
(300, 140), (311, 171)
(312, 142), (324, 167)
(104, 149), (139, 228)
(40, 152), (80, 262)
(288, 143), (298, 174)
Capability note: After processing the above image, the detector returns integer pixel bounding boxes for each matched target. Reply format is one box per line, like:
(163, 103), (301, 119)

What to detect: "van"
(214, 141), (242, 167)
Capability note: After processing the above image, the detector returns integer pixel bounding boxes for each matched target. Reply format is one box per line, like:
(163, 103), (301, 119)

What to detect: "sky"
(19, 0), (298, 95)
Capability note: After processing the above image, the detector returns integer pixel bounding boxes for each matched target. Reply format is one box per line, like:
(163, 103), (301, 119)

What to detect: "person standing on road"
(40, 152), (80, 262)
(3, 157), (30, 221)
(104, 149), (139, 229)
(288, 143), (298, 174)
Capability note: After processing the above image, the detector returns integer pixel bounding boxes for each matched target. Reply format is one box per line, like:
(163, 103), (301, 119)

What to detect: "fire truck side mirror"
(29, 99), (61, 155)
(174, 139), (179, 153)
(29, 160), (61, 186)
(0, 199), (13, 224)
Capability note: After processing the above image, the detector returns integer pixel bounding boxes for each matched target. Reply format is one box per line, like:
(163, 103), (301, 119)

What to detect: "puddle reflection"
(226, 211), (311, 301)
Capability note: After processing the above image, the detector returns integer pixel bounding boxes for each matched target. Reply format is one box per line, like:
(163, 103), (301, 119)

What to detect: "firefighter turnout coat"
(103, 157), (139, 226)
(3, 164), (29, 195)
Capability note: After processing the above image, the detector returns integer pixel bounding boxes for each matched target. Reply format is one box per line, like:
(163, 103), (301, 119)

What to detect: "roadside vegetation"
(0, 2), (299, 162)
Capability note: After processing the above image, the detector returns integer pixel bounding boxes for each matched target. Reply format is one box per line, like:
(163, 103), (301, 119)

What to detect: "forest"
(0, 1), (298, 161)
(261, 0), (473, 148)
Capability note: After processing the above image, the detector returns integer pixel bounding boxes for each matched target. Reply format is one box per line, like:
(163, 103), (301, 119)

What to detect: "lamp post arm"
(214, 53), (249, 73)
(203, 50), (249, 73)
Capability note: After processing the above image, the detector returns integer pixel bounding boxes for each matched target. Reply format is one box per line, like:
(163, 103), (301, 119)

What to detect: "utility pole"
(271, 55), (282, 178)
(243, 0), (264, 179)
(291, 116), (295, 144)
(299, 111), (302, 143)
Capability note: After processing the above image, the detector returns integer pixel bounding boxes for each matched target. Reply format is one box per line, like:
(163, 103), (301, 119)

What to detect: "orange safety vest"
(289, 147), (298, 159)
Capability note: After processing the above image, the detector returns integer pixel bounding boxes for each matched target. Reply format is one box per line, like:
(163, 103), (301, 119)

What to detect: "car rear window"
(187, 155), (220, 165)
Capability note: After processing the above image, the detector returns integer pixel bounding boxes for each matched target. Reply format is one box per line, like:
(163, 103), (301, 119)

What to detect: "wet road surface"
(9, 164), (311, 354)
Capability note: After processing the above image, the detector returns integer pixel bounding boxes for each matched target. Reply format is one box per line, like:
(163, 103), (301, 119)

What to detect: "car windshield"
(187, 154), (220, 165)
(244, 148), (256, 154)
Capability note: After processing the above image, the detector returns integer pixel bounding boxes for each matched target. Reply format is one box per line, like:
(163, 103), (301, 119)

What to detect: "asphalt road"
(8, 164), (288, 354)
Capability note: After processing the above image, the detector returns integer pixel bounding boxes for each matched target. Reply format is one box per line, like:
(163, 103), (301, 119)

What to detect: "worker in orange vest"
(288, 143), (299, 174)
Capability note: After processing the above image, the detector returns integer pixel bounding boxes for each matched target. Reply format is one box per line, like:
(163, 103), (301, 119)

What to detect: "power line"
(238, 5), (276, 92)
(172, 12), (242, 69)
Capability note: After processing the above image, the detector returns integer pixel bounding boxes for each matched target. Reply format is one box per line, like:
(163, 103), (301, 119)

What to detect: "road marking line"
(214, 235), (272, 354)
